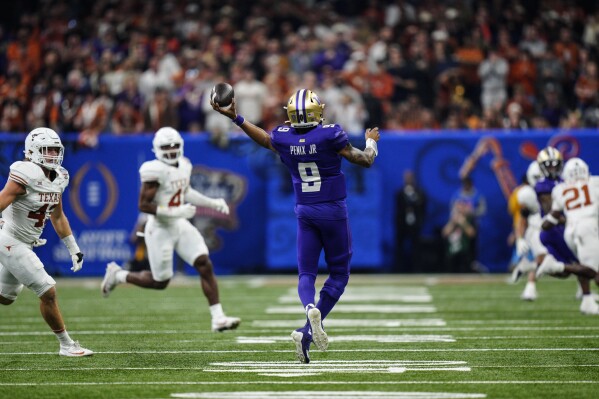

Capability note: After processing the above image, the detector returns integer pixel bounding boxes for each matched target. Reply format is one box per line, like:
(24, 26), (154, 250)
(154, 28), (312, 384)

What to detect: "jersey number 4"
(563, 184), (592, 210)
(169, 189), (182, 206)
(27, 204), (57, 227)
(298, 162), (321, 192)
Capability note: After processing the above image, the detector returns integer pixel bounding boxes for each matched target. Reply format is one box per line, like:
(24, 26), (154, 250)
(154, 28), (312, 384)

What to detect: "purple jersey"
(534, 177), (561, 196)
(534, 177), (562, 216)
(535, 177), (577, 262)
(270, 123), (349, 205)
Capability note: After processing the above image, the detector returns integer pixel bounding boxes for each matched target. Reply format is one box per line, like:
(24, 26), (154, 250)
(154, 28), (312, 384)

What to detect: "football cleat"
(101, 262), (122, 298)
(575, 286), (599, 301)
(536, 254), (565, 279)
(212, 316), (241, 332)
(511, 266), (523, 284)
(580, 297), (599, 315)
(511, 259), (536, 284)
(291, 326), (312, 364)
(307, 307), (328, 351)
(521, 282), (538, 301)
(59, 341), (93, 357)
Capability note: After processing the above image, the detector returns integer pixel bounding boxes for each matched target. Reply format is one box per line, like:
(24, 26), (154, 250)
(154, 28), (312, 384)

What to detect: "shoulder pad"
(139, 160), (166, 183)
(320, 123), (343, 131)
(272, 125), (292, 134)
(56, 166), (70, 181)
(180, 156), (192, 167)
(9, 161), (43, 186)
(517, 185), (537, 207)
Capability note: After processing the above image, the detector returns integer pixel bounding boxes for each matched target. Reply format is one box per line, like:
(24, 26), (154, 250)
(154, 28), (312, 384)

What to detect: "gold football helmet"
(536, 146), (563, 180)
(284, 89), (324, 128)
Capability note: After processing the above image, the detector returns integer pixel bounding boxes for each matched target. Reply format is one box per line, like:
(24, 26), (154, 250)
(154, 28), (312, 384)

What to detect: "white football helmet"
(526, 161), (542, 187)
(562, 157), (589, 184)
(152, 127), (183, 165)
(24, 127), (64, 170)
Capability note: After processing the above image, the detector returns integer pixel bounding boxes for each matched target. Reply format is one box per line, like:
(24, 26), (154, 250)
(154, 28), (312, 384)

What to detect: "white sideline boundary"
(170, 392), (486, 399)
(0, 381), (595, 387)
(2, 348), (599, 355)
(3, 364), (598, 371)
(266, 305), (437, 314)
(3, 326), (599, 336)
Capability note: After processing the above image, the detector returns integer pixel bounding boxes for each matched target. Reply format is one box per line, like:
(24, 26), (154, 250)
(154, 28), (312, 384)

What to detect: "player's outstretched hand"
(365, 127), (380, 142)
(71, 252), (84, 272)
(515, 238), (530, 257)
(33, 238), (47, 247)
(213, 198), (229, 215)
(211, 98), (237, 120)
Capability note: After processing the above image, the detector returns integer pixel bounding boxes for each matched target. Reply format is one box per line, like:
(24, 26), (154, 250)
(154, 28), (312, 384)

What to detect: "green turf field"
(0, 274), (597, 399)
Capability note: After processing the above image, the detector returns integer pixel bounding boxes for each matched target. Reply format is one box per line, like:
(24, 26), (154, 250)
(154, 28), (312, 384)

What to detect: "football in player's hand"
(211, 82), (234, 109)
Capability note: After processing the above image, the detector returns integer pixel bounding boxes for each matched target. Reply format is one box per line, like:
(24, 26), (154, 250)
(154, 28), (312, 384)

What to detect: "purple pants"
(296, 217), (352, 314)
(540, 224), (578, 264)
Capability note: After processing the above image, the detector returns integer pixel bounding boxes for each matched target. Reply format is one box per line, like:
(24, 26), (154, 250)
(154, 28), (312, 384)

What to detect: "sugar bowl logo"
(69, 162), (119, 226)
(189, 165), (247, 250)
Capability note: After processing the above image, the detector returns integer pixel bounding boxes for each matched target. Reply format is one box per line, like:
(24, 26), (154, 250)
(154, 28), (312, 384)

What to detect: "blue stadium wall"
(0, 130), (595, 276)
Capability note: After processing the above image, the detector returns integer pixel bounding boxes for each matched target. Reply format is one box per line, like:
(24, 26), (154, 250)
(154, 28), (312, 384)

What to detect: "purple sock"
(298, 273), (316, 310)
(316, 291), (338, 320)
(316, 273), (349, 320)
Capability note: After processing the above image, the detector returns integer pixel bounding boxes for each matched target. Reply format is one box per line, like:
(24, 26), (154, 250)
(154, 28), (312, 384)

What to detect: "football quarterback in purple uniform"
(212, 89), (380, 362)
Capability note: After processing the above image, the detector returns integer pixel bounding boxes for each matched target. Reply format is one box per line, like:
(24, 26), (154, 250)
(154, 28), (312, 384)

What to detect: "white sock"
(525, 281), (536, 289)
(116, 270), (129, 284)
(54, 329), (74, 347)
(210, 304), (225, 320)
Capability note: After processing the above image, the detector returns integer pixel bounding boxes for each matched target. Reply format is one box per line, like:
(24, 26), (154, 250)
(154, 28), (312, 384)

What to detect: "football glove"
(212, 198), (229, 215)
(32, 238), (47, 247)
(62, 235), (83, 272)
(71, 252), (84, 272)
(515, 238), (530, 257)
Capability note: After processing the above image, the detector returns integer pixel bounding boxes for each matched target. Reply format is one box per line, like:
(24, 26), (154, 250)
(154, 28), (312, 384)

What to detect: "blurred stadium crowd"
(1, 0), (599, 145)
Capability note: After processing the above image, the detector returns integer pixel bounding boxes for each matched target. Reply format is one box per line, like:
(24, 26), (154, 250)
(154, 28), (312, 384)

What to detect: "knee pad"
(0, 282), (23, 302)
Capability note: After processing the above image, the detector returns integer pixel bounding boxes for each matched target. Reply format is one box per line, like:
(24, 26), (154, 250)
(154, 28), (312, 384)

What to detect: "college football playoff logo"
(189, 165), (247, 250)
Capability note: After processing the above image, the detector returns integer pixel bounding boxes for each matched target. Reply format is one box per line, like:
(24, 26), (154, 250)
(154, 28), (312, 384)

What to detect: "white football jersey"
(139, 157), (192, 223)
(2, 161), (69, 244)
(516, 185), (542, 229)
(551, 176), (599, 223)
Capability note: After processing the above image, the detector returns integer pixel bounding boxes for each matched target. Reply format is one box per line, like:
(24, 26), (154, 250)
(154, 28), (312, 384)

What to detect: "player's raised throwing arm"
(211, 99), (275, 152)
(338, 127), (380, 168)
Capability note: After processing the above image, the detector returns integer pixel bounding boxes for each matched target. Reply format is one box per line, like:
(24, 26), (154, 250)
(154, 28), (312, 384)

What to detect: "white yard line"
(277, 294), (433, 303)
(4, 364), (599, 372)
(286, 287), (431, 295)
(0, 381), (595, 386)
(251, 319), (447, 327)
(4, 326), (599, 336)
(0, 317), (579, 325)
(266, 305), (437, 314)
(236, 335), (456, 343)
(2, 348), (599, 355)
(170, 392), (487, 399)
